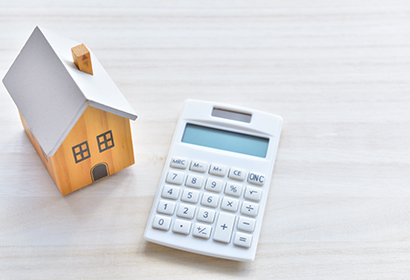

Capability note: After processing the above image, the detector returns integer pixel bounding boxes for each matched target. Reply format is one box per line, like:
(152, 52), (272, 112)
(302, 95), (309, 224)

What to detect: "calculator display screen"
(181, 123), (269, 158)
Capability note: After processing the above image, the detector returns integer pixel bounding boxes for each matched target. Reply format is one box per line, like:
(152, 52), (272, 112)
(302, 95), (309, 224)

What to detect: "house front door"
(91, 162), (109, 182)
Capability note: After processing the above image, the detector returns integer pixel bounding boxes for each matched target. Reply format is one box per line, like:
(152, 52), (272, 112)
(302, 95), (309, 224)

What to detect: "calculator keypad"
(153, 156), (265, 249)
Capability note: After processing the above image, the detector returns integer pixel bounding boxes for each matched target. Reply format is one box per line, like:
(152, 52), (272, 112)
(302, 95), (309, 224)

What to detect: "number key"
(181, 189), (200, 204)
(205, 178), (223, 193)
(196, 208), (216, 223)
(152, 215), (171, 231)
(166, 171), (184, 185)
(201, 193), (220, 208)
(186, 174), (204, 189)
(157, 200), (176, 215)
(177, 203), (196, 219)
(161, 185), (180, 200)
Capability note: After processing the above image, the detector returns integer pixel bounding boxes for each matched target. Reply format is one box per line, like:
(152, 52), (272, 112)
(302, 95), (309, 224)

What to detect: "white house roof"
(3, 26), (137, 157)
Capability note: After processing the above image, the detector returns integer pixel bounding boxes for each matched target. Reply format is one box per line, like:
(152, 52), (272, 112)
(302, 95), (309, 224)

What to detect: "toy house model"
(2, 26), (138, 195)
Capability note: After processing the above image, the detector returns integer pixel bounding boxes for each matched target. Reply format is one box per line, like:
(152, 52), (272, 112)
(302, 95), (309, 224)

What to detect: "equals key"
(233, 232), (252, 248)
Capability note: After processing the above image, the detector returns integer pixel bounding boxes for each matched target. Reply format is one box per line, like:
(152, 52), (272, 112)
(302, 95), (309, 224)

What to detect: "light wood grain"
(1, 0), (410, 279)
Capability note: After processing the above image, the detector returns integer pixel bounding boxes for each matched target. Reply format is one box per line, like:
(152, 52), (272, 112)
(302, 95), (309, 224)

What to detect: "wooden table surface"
(1, 0), (410, 279)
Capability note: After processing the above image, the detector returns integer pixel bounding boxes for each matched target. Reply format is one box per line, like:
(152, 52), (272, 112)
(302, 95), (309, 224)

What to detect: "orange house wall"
(20, 106), (135, 195)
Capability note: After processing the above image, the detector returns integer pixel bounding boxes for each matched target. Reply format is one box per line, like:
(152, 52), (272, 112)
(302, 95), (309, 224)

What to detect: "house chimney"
(71, 44), (93, 75)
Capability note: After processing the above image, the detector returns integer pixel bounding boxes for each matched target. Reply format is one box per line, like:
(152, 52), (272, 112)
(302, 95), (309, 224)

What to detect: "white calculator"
(144, 99), (282, 261)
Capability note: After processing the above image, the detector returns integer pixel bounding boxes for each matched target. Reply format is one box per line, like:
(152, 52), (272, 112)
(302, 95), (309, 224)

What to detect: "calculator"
(144, 99), (282, 261)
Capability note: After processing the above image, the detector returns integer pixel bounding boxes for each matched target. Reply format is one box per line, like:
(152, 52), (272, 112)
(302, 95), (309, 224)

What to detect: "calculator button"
(220, 197), (239, 212)
(201, 193), (220, 208)
(157, 200), (176, 215)
(197, 208), (216, 223)
(193, 223), (213, 239)
(152, 215), (172, 231)
(247, 172), (265, 186)
(233, 232), (252, 248)
(181, 189), (200, 204)
(237, 216), (256, 233)
(205, 178), (224, 193)
(213, 212), (236, 243)
(177, 203), (196, 219)
(166, 171), (185, 185)
(170, 157), (189, 169)
(244, 186), (262, 202)
(185, 174), (204, 189)
(161, 185), (180, 200)
(240, 202), (259, 217)
(173, 219), (192, 235)
(224, 182), (243, 197)
(209, 163), (227, 177)
(190, 160), (208, 173)
(228, 168), (246, 181)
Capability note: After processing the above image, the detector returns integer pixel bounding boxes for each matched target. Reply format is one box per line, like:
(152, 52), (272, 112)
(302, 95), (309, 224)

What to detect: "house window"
(72, 141), (91, 163)
(96, 130), (115, 153)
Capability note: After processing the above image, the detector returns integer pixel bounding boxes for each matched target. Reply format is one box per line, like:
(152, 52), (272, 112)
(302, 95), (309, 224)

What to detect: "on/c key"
(213, 212), (236, 243)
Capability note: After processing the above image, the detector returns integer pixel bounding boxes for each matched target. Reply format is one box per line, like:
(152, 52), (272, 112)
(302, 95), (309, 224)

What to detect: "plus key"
(213, 212), (235, 243)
